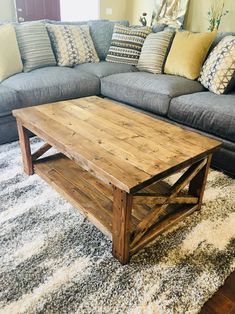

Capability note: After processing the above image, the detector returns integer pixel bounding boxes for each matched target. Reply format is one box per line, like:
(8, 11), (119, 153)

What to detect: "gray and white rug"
(0, 138), (235, 314)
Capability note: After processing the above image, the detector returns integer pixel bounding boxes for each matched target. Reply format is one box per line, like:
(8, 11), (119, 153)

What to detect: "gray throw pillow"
(15, 23), (56, 72)
(137, 31), (174, 74)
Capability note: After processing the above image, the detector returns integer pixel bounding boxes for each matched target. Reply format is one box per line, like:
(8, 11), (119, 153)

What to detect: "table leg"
(17, 121), (33, 175)
(112, 187), (133, 265)
(189, 155), (212, 210)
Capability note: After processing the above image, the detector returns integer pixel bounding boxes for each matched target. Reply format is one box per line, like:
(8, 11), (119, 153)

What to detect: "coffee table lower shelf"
(34, 153), (200, 264)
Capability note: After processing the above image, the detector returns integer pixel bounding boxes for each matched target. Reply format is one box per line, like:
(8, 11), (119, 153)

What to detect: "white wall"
(100, 0), (127, 20)
(60, 0), (100, 21)
(0, 0), (16, 21)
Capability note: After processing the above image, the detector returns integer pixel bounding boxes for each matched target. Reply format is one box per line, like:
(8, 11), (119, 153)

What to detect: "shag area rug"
(0, 138), (235, 314)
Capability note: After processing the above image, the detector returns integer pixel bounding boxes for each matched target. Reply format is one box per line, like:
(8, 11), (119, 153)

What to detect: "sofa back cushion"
(15, 23), (56, 72)
(0, 24), (23, 82)
(47, 24), (99, 67)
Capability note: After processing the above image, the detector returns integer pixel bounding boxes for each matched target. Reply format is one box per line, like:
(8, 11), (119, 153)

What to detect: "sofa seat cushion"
(75, 61), (138, 78)
(101, 72), (205, 116)
(0, 85), (21, 117)
(2, 66), (100, 106)
(168, 92), (235, 142)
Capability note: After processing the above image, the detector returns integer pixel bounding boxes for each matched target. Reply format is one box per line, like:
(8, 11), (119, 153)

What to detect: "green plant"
(208, 0), (229, 31)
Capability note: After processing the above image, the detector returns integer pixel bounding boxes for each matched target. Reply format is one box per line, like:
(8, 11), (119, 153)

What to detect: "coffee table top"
(13, 96), (221, 193)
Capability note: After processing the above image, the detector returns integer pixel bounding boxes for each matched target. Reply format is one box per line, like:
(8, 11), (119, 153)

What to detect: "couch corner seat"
(101, 72), (205, 116)
(75, 61), (138, 79)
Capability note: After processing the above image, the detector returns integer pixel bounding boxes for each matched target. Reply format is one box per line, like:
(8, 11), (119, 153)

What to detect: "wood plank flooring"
(201, 271), (235, 313)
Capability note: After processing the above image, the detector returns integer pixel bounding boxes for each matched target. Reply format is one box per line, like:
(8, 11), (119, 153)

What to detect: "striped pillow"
(106, 24), (152, 66)
(15, 23), (56, 72)
(137, 31), (174, 74)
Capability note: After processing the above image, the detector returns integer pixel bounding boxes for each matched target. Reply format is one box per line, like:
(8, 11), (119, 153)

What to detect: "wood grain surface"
(13, 96), (221, 193)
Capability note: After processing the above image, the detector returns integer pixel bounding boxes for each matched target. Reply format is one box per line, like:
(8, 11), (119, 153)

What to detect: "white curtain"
(60, 0), (100, 21)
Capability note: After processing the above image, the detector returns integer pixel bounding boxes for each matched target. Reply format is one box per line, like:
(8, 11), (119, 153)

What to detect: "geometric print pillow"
(199, 36), (235, 95)
(106, 24), (152, 66)
(46, 24), (99, 67)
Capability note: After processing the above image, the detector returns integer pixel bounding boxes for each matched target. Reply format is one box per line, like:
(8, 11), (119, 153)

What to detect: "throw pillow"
(46, 24), (99, 67)
(106, 24), (152, 66)
(15, 23), (56, 72)
(0, 24), (23, 82)
(199, 35), (235, 94)
(164, 31), (217, 80)
(88, 20), (129, 61)
(137, 31), (174, 74)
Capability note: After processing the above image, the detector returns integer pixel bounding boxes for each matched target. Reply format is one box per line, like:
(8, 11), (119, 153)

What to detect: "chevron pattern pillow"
(199, 36), (235, 94)
(106, 24), (152, 66)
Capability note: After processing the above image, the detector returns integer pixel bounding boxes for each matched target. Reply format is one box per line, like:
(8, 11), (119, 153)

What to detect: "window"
(60, 0), (100, 21)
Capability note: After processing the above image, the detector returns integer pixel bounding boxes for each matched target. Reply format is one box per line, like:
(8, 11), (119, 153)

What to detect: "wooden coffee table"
(13, 96), (221, 264)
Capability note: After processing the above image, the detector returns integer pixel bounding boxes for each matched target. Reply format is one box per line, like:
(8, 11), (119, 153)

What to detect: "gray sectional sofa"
(0, 19), (234, 176)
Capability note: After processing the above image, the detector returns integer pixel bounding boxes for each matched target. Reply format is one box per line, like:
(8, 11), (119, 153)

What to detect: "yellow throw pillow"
(0, 24), (23, 82)
(164, 31), (217, 80)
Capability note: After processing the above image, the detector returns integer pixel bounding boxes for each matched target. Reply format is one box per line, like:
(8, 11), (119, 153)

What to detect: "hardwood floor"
(201, 271), (235, 314)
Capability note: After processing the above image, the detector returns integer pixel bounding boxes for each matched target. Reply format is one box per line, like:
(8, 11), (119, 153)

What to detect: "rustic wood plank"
(130, 205), (198, 255)
(132, 204), (152, 221)
(189, 155), (212, 210)
(200, 292), (235, 314)
(112, 187), (133, 265)
(35, 104), (169, 176)
(32, 143), (52, 161)
(140, 180), (172, 195)
(133, 195), (199, 206)
(131, 159), (207, 247)
(60, 102), (191, 165)
(13, 108), (150, 192)
(34, 154), (114, 238)
(13, 96), (221, 193)
(63, 100), (210, 168)
(16, 120), (33, 175)
(78, 97), (220, 151)
(219, 271), (235, 304)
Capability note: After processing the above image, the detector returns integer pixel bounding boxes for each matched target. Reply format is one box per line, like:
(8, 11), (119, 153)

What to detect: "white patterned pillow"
(199, 36), (235, 94)
(137, 31), (174, 74)
(106, 24), (152, 66)
(47, 24), (99, 67)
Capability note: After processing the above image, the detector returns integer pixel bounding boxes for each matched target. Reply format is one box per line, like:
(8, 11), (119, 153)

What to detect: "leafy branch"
(208, 0), (229, 31)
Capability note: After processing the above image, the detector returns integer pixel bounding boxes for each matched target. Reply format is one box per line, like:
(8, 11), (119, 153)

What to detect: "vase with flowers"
(208, 0), (229, 31)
